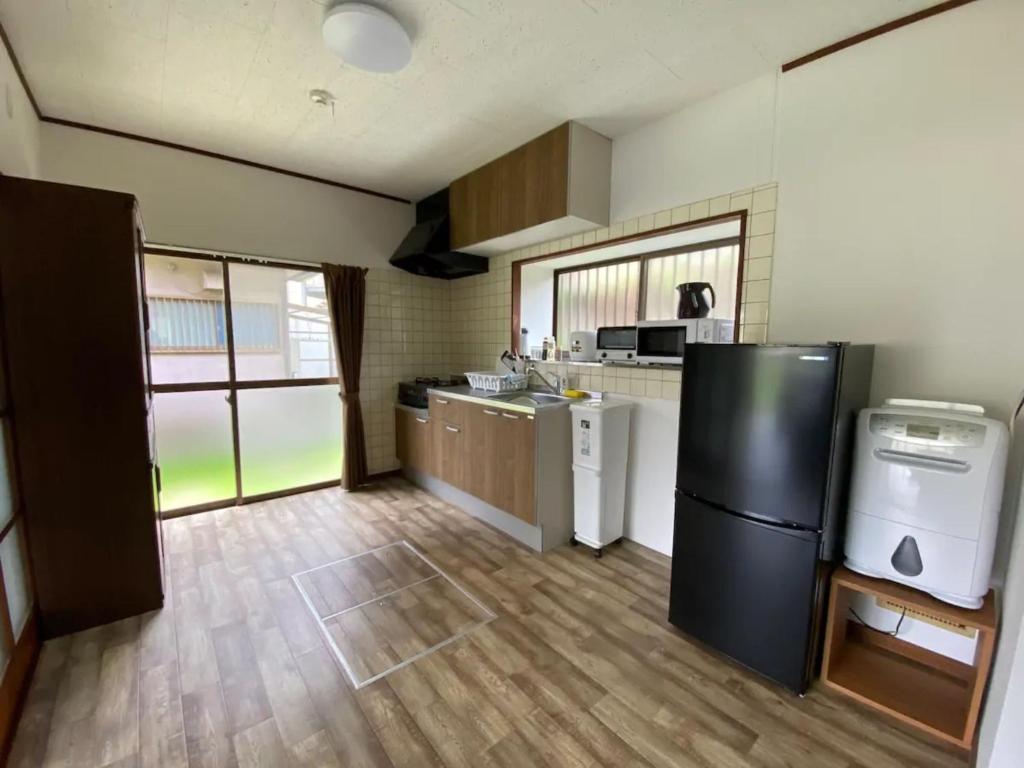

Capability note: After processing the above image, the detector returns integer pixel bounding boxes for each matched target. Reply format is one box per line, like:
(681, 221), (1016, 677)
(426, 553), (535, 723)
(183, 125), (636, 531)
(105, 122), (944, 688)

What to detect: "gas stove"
(397, 375), (466, 409)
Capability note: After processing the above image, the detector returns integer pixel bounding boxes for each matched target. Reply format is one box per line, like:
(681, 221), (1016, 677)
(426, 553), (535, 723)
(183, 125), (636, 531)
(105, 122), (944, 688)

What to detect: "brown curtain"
(323, 264), (369, 490)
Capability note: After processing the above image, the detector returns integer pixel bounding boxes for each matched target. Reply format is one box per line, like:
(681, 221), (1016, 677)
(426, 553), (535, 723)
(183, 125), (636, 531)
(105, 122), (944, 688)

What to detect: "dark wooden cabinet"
(395, 408), (432, 475)
(494, 410), (536, 525)
(420, 397), (536, 524)
(463, 403), (500, 504)
(449, 121), (607, 250)
(499, 124), (569, 235)
(0, 176), (163, 639)
(449, 159), (503, 248)
(428, 394), (466, 489)
(433, 420), (464, 490)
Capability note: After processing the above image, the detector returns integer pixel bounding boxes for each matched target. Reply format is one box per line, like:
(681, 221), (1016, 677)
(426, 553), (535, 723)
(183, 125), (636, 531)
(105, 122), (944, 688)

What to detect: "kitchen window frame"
(145, 246), (341, 518)
(547, 231), (745, 342)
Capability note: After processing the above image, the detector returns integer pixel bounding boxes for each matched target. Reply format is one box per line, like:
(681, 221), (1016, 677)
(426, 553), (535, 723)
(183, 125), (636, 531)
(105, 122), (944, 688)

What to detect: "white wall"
(986, 623), (1024, 767)
(601, 72), (781, 556)
(39, 123), (412, 268)
(620, 395), (679, 555)
(605, 2), (1024, 760)
(769, 0), (1024, 423)
(0, 41), (39, 178)
(982, 447), (1024, 767)
(609, 73), (776, 222)
(761, 1), (1024, 764)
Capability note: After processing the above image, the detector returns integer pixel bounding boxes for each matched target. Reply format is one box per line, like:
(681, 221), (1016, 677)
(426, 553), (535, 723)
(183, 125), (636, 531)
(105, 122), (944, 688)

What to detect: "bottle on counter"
(542, 336), (551, 361)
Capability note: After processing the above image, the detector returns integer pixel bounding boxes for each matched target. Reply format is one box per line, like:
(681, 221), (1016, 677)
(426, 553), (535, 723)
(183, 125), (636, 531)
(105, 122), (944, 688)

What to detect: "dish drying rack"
(465, 371), (528, 393)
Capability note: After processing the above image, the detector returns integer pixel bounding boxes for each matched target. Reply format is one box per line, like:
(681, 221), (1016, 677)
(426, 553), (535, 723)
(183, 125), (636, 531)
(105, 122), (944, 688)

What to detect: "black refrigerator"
(669, 343), (873, 693)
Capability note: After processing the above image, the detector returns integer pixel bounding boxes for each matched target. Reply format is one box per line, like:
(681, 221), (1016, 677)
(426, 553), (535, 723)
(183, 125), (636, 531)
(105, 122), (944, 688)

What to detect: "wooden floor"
(8, 477), (966, 768)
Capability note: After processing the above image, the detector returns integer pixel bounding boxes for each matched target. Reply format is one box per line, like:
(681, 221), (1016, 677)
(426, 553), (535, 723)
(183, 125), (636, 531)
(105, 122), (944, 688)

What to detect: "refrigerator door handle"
(676, 490), (821, 541)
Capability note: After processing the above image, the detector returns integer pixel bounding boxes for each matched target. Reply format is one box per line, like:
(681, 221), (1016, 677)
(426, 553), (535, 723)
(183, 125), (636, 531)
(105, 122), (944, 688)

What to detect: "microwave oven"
(596, 325), (637, 362)
(635, 318), (734, 365)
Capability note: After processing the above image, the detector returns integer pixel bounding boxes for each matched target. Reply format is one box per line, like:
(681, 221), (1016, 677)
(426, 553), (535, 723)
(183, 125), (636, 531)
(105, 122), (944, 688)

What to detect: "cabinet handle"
(500, 412), (520, 420)
(483, 409), (499, 416)
(436, 398), (450, 405)
(445, 425), (460, 433)
(415, 417), (428, 424)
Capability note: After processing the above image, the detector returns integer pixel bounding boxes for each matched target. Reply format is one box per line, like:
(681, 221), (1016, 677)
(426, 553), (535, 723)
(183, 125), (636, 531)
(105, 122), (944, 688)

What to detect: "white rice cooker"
(569, 330), (597, 362)
(844, 398), (1009, 609)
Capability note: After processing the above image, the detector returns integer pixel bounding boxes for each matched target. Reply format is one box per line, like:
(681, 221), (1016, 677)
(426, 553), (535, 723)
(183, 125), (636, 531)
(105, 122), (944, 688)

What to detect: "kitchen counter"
(426, 384), (576, 414)
(395, 388), (574, 552)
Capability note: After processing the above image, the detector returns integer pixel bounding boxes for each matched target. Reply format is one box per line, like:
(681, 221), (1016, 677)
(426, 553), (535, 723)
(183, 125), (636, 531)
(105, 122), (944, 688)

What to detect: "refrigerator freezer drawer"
(669, 494), (821, 693)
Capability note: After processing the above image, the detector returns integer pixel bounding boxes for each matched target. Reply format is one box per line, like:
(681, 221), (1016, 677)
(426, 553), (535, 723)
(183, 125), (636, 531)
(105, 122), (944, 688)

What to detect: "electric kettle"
(676, 282), (716, 319)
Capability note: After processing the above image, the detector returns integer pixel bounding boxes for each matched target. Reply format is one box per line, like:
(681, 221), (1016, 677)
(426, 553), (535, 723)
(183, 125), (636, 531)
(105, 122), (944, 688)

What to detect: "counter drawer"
(429, 393), (468, 426)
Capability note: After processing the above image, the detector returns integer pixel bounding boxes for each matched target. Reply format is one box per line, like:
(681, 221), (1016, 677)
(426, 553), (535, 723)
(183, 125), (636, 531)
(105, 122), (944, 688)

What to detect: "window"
(555, 259), (640, 346)
(642, 240), (740, 321)
(149, 298), (278, 352)
(230, 264), (335, 380)
(144, 252), (341, 514)
(551, 237), (741, 346)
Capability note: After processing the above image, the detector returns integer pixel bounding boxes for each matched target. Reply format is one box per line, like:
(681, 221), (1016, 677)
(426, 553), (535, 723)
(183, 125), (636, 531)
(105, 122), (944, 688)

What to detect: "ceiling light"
(322, 3), (412, 74)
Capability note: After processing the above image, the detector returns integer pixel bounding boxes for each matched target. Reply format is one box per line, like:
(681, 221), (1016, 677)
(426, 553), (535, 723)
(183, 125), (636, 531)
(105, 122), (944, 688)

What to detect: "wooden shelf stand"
(821, 567), (996, 751)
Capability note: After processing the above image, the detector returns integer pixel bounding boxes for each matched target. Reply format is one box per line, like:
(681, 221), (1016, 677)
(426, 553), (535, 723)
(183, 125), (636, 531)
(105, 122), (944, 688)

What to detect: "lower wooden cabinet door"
(433, 418), (465, 489)
(465, 403), (502, 504)
(496, 411), (536, 524)
(396, 409), (432, 474)
(420, 400), (535, 524)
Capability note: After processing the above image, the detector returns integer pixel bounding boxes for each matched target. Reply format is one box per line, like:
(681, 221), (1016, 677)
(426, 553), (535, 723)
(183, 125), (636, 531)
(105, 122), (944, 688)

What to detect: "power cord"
(849, 605), (908, 637)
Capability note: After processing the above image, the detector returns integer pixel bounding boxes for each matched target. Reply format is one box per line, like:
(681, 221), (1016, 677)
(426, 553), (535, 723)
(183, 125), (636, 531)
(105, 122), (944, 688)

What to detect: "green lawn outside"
(159, 443), (341, 511)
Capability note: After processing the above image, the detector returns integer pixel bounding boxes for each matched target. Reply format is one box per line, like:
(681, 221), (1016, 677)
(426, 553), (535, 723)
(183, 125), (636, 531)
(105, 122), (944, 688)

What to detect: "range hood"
(390, 189), (488, 280)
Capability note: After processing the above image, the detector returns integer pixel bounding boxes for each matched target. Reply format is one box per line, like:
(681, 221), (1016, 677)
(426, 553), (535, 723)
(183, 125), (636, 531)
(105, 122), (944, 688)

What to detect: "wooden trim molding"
(733, 215), (747, 343)
(0, 20), (409, 204)
(0, 22), (40, 120)
(0, 615), (39, 765)
(41, 118), (410, 204)
(782, 0), (979, 73)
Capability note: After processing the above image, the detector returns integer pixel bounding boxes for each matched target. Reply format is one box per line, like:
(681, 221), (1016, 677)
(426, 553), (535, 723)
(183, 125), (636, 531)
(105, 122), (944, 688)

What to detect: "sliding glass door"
(144, 251), (341, 515)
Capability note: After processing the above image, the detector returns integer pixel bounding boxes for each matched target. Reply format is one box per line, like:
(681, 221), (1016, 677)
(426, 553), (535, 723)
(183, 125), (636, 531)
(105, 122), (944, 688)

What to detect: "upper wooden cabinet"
(499, 124), (570, 236)
(449, 121), (611, 254)
(449, 160), (502, 248)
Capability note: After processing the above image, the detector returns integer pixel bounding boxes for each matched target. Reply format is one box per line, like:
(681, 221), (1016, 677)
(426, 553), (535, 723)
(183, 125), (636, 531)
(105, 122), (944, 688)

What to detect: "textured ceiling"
(1, 0), (938, 200)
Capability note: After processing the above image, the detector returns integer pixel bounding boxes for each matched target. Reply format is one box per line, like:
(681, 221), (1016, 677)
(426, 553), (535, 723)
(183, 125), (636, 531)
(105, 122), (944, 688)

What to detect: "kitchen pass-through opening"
(292, 541), (496, 688)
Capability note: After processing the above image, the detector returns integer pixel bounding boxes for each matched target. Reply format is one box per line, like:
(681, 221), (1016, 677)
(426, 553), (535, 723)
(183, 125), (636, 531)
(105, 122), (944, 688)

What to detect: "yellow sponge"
(563, 389), (587, 399)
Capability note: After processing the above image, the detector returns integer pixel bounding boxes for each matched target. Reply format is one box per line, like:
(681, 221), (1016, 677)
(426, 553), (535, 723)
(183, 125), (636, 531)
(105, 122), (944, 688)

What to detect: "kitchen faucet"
(528, 364), (564, 394)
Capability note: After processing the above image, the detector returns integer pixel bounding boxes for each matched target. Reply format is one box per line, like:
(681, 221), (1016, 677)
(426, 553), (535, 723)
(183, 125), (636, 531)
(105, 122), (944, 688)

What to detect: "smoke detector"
(322, 3), (411, 73)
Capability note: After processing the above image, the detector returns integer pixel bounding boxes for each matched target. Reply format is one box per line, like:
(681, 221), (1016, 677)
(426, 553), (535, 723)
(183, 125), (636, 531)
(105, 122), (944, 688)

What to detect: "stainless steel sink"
(487, 391), (569, 407)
